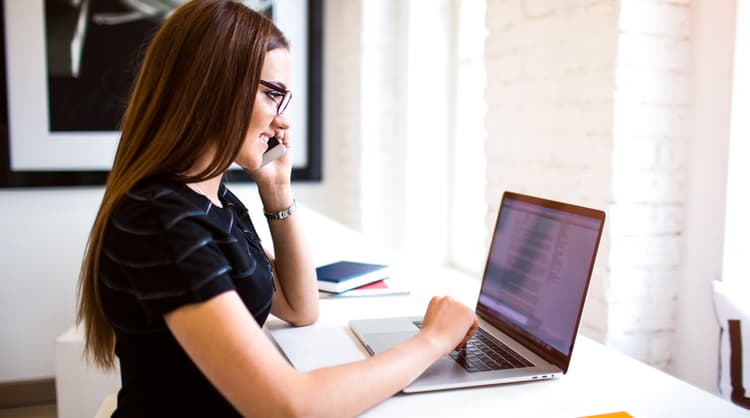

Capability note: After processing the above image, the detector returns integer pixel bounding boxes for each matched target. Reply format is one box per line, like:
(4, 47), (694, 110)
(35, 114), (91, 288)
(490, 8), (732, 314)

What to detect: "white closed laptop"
(349, 191), (606, 393)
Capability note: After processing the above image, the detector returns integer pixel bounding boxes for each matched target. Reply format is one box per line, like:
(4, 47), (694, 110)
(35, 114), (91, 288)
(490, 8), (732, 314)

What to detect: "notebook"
(350, 191), (606, 393)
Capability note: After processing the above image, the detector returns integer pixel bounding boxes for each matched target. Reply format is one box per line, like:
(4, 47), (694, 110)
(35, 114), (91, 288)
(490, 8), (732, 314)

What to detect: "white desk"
(267, 263), (750, 418)
(56, 208), (750, 417)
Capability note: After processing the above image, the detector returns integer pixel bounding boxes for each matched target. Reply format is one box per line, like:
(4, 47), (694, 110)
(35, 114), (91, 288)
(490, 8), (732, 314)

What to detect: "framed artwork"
(0, 0), (322, 187)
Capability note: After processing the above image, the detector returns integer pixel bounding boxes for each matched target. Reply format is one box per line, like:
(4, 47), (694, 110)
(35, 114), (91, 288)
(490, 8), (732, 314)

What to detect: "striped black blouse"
(100, 177), (274, 417)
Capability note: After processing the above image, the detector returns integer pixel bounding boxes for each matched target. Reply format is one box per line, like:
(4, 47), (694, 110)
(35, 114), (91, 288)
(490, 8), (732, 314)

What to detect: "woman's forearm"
(293, 332), (444, 417)
(260, 185), (319, 324)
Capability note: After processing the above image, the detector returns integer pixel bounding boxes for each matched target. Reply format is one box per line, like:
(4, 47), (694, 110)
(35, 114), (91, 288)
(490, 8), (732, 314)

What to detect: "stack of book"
(316, 261), (409, 298)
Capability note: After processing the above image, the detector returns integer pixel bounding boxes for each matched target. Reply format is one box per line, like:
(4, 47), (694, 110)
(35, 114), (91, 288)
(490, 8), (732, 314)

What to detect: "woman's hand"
(244, 115), (293, 188)
(418, 296), (478, 355)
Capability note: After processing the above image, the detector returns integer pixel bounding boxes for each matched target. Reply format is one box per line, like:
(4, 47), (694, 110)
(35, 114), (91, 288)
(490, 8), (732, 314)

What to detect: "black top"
(100, 178), (275, 417)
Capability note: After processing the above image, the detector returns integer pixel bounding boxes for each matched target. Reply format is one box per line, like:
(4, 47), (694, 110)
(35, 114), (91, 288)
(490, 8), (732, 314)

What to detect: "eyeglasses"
(259, 80), (292, 115)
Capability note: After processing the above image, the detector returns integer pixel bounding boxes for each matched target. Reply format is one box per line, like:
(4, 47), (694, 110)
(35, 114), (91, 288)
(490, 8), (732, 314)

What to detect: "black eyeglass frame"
(259, 80), (292, 115)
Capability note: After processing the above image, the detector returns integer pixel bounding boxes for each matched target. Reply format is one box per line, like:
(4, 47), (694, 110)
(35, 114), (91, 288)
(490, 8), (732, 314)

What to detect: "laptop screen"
(476, 192), (604, 368)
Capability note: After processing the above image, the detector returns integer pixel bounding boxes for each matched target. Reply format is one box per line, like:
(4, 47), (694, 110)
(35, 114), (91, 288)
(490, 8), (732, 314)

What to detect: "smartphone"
(260, 137), (286, 167)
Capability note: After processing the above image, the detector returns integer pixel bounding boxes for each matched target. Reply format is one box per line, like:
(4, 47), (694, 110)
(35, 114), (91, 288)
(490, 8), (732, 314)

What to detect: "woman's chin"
(234, 156), (263, 171)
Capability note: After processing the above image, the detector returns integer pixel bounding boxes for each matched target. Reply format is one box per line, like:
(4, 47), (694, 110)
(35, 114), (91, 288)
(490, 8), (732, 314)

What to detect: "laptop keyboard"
(413, 321), (533, 373)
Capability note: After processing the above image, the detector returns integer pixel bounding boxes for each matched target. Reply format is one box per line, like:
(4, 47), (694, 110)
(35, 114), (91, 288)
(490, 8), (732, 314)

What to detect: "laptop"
(349, 191), (605, 393)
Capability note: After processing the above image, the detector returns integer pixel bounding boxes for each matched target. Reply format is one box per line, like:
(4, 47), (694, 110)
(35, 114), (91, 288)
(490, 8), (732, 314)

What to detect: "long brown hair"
(77, 0), (289, 369)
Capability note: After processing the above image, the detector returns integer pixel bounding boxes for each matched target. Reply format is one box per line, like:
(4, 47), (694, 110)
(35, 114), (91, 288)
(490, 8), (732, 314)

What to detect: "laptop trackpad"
(363, 331), (418, 354)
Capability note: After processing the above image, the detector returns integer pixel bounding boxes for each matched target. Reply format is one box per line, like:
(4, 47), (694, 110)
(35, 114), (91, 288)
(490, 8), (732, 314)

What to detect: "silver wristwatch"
(263, 199), (297, 221)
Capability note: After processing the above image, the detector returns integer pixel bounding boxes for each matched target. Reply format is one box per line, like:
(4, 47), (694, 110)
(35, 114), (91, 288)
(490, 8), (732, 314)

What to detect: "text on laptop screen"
(478, 197), (601, 356)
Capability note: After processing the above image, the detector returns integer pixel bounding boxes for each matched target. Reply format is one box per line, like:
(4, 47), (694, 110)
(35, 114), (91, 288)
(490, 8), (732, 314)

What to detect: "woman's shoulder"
(111, 177), (213, 233)
(103, 178), (237, 265)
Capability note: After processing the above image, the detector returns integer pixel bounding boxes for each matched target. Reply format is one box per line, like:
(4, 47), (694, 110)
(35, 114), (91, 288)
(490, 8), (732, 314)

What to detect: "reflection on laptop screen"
(478, 196), (601, 356)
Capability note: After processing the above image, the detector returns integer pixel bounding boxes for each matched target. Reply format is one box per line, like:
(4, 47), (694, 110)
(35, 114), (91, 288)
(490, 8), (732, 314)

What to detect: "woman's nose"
(271, 114), (290, 130)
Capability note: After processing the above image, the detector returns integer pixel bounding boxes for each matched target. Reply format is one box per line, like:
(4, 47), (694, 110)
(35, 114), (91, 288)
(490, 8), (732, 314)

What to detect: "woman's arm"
(165, 291), (476, 418)
(257, 182), (319, 326)
(247, 122), (319, 326)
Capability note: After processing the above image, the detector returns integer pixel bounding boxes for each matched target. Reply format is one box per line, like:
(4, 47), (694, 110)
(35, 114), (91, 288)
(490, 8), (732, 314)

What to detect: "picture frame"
(0, 0), (322, 188)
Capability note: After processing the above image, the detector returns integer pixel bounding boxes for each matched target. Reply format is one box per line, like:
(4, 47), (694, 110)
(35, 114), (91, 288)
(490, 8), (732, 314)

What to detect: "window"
(448, 0), (488, 274)
(722, 0), (750, 283)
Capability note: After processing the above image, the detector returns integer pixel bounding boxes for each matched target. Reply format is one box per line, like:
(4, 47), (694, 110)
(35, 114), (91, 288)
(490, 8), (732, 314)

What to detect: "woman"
(77, 1), (477, 417)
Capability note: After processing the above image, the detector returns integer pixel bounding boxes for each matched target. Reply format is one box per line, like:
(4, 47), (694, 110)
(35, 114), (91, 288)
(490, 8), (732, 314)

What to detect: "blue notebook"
(316, 261), (389, 293)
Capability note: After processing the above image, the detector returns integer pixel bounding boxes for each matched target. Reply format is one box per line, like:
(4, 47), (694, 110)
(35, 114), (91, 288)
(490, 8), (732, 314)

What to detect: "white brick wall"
(484, 0), (692, 371)
(325, 0), (695, 374)
(608, 0), (690, 369)
(484, 0), (619, 345)
(324, 0), (364, 228)
(326, 0), (455, 259)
